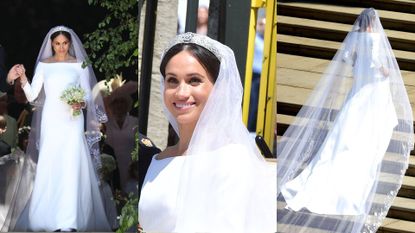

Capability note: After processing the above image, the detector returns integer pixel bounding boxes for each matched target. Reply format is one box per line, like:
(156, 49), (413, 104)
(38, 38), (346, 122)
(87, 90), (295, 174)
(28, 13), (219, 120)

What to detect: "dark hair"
(18, 127), (30, 150)
(358, 8), (377, 32)
(50, 31), (72, 55)
(50, 30), (71, 42)
(160, 43), (220, 82)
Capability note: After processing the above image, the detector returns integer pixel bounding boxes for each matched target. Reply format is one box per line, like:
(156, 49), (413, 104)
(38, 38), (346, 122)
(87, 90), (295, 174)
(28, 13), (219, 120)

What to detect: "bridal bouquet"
(60, 86), (86, 117)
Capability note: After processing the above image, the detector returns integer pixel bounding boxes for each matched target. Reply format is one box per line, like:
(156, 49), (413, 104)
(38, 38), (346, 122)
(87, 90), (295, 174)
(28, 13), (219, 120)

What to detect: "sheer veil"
(0, 25), (108, 231)
(159, 33), (276, 232)
(277, 8), (413, 232)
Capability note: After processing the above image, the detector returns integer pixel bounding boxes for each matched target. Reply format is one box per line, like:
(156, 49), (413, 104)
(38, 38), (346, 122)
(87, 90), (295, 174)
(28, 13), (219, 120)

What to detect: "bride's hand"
(380, 66), (389, 77)
(71, 102), (86, 111)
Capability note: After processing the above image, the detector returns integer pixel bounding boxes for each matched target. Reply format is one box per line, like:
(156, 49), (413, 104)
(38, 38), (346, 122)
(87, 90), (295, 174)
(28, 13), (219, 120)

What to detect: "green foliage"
(131, 131), (138, 162)
(84, 0), (138, 78)
(116, 192), (139, 233)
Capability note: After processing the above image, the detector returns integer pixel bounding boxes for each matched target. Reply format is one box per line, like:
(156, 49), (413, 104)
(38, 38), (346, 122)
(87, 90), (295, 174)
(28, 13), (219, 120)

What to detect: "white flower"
(60, 86), (86, 116)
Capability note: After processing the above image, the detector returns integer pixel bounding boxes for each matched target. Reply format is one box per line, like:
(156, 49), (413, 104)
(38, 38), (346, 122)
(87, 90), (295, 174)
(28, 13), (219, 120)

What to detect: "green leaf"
(83, 0), (138, 79)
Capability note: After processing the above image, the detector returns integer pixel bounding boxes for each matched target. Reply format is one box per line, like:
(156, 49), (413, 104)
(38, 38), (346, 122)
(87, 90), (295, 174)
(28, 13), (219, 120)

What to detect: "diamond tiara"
(163, 32), (222, 60)
(50, 25), (71, 34)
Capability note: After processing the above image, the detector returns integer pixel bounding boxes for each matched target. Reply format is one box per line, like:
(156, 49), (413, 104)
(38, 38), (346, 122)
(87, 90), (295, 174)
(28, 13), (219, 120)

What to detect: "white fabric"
(105, 115), (137, 192)
(21, 62), (110, 231)
(100, 181), (119, 230)
(139, 144), (275, 232)
(139, 32), (276, 232)
(282, 77), (397, 215)
(0, 152), (22, 227)
(139, 155), (183, 232)
(277, 8), (413, 232)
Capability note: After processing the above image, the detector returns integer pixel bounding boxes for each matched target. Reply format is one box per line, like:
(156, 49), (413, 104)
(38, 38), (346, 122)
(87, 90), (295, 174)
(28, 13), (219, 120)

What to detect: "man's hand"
(7, 64), (21, 85)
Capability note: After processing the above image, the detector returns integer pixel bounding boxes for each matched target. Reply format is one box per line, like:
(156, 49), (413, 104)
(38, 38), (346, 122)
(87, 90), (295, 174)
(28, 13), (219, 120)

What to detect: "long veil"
(277, 8), (413, 232)
(0, 26), (108, 231)
(159, 33), (276, 232)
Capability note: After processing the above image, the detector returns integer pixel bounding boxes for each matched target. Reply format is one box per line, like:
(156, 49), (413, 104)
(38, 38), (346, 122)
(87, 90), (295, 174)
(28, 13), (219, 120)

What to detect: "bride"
(3, 26), (111, 232)
(277, 8), (413, 232)
(138, 32), (275, 232)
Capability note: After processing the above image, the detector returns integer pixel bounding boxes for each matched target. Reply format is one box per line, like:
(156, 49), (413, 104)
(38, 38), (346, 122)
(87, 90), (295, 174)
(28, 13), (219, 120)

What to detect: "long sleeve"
(22, 63), (44, 102)
(371, 34), (383, 69)
(79, 66), (92, 106)
(343, 33), (357, 66)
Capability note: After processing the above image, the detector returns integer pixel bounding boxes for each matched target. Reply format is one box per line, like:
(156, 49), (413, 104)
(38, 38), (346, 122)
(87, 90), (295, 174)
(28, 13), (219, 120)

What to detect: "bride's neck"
(53, 54), (69, 61)
(177, 123), (197, 155)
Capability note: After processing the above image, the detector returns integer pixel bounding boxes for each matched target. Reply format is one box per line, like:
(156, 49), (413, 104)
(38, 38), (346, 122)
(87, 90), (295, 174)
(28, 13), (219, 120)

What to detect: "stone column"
(139, 0), (178, 149)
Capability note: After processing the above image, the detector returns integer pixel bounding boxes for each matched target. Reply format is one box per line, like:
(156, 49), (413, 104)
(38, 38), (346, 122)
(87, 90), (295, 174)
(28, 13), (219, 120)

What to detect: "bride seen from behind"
(277, 8), (413, 233)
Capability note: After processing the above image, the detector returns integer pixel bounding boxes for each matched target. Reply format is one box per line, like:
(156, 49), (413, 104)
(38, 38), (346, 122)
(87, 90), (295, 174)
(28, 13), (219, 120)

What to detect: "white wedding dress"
(139, 144), (275, 232)
(138, 154), (183, 232)
(281, 32), (399, 215)
(22, 62), (111, 231)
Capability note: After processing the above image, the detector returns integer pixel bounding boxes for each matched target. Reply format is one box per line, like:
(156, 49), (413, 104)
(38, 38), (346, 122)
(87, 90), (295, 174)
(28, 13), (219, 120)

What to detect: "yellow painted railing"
(242, 0), (277, 153)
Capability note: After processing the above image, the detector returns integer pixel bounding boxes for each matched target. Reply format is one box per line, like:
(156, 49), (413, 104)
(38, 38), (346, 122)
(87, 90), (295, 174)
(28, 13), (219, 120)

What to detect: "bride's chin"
(175, 115), (199, 127)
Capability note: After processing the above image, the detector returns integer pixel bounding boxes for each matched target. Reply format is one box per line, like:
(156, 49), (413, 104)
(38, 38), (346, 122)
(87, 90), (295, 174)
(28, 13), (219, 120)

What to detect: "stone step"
(388, 196), (415, 222)
(275, 102), (415, 157)
(277, 195), (415, 222)
(277, 1), (415, 32)
(276, 54), (415, 115)
(277, 217), (415, 233)
(277, 195), (415, 230)
(337, 0), (415, 14)
(275, 52), (415, 155)
(379, 217), (415, 233)
(277, 34), (415, 71)
(277, 15), (415, 52)
(400, 175), (415, 197)
(276, 113), (415, 178)
(278, 218), (415, 233)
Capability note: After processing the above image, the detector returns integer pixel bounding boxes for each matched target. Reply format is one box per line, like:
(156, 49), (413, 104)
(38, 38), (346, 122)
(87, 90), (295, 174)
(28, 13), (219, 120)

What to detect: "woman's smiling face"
(163, 50), (214, 127)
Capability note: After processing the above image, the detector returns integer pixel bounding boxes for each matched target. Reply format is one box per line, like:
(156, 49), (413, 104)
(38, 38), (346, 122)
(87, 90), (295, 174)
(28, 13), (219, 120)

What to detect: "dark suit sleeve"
(0, 140), (11, 157)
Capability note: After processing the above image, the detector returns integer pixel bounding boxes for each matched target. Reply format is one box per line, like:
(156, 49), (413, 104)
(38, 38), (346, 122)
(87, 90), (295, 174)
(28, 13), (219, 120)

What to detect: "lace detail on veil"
(89, 147), (102, 169)
(85, 131), (103, 183)
(95, 105), (108, 123)
(85, 131), (102, 149)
